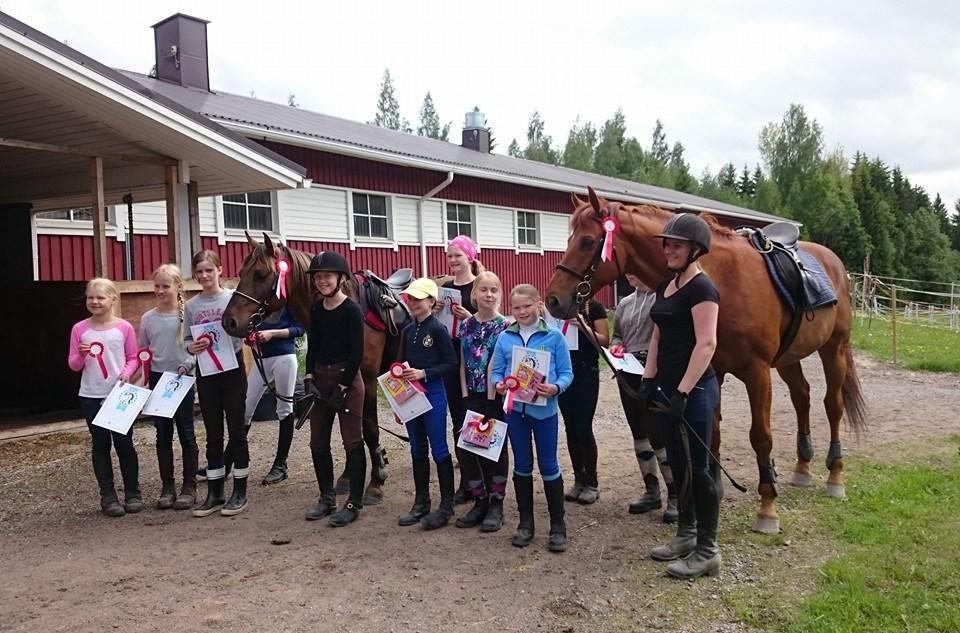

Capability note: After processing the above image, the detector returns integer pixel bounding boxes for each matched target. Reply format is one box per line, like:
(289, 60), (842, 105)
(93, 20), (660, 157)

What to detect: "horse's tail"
(842, 343), (868, 436)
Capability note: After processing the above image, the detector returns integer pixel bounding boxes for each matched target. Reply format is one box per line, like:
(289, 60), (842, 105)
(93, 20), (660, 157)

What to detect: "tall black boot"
(92, 449), (122, 516)
(543, 477), (567, 553)
(650, 465), (697, 561)
(262, 414), (295, 485)
(156, 442), (176, 509)
(117, 442), (142, 514)
(329, 446), (366, 527)
(511, 475), (535, 547)
(192, 474), (226, 517)
(668, 469), (721, 578)
(421, 457), (455, 530)
(398, 458), (431, 526)
(305, 449), (336, 520)
(663, 481), (679, 524)
(221, 468), (249, 516)
(363, 444), (388, 506)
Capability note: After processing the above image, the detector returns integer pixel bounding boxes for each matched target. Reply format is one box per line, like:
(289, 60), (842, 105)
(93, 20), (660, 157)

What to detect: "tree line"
(369, 70), (960, 286)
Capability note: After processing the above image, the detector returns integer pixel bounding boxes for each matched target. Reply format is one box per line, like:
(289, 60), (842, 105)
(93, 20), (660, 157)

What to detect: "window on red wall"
(223, 192), (273, 231)
(517, 211), (539, 247)
(352, 193), (390, 239)
(445, 203), (474, 240)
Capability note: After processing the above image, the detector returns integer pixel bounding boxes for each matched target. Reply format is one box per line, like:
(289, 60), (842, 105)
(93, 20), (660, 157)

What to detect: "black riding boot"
(398, 458), (431, 526)
(175, 442), (198, 510)
(456, 492), (489, 528)
(156, 441), (176, 509)
(305, 449), (336, 520)
(262, 414), (295, 485)
(650, 465), (697, 561)
(329, 446), (366, 527)
(117, 444), (142, 514)
(663, 481), (679, 524)
(222, 470), (249, 516)
(668, 470), (721, 578)
(192, 475), (226, 517)
(511, 475), (535, 547)
(92, 449), (123, 516)
(421, 457), (455, 530)
(543, 477), (567, 552)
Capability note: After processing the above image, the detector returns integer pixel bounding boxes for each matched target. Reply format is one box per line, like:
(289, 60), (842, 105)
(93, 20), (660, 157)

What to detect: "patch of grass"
(730, 446), (960, 633)
(852, 314), (960, 372)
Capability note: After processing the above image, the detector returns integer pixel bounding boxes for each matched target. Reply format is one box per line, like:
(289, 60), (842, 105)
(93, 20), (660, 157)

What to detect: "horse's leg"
(776, 362), (814, 487)
(743, 364), (779, 534)
(360, 328), (388, 504)
(711, 373), (724, 498)
(818, 338), (848, 498)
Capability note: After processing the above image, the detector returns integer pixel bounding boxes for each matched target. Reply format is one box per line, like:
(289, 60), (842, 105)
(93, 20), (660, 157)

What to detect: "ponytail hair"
(469, 259), (485, 276)
(153, 264), (185, 339)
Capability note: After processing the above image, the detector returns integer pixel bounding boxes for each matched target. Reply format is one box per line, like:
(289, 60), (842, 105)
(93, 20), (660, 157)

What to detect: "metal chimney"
(152, 14), (211, 91)
(461, 111), (491, 153)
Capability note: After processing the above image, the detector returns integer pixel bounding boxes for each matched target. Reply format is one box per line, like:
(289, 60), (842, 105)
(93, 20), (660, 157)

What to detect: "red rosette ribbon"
(476, 417), (492, 433)
(502, 375), (521, 413)
(601, 216), (619, 263)
(561, 320), (571, 335)
(610, 344), (626, 360)
(137, 347), (153, 385)
(275, 258), (291, 300)
(88, 341), (108, 379)
(390, 362), (424, 393)
(197, 332), (224, 372)
(244, 332), (258, 348)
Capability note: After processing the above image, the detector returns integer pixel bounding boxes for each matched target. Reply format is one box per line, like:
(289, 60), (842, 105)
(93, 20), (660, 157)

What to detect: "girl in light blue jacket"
(492, 284), (573, 552)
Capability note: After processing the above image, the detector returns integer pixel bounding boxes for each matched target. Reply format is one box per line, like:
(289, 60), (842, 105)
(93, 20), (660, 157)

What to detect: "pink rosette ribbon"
(390, 362), (424, 393)
(275, 258), (291, 300)
(502, 375), (521, 413)
(244, 332), (258, 348)
(88, 341), (108, 379)
(600, 216), (619, 262)
(561, 320), (571, 335)
(137, 347), (153, 385)
(197, 332), (224, 372)
(447, 296), (460, 337)
(610, 344), (626, 359)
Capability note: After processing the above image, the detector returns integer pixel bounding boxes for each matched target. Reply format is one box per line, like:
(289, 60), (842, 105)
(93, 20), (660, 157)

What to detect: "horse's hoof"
(752, 516), (780, 534)
(791, 471), (813, 487)
(362, 486), (384, 506)
(825, 483), (846, 498)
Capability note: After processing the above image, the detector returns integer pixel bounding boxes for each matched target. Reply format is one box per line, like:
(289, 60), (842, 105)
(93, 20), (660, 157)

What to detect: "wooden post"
(890, 284), (898, 364)
(951, 282), (957, 330)
(188, 181), (201, 256)
(90, 157), (107, 277)
(164, 164), (181, 268)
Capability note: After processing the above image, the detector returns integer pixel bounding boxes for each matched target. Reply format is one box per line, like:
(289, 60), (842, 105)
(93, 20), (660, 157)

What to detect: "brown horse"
(221, 234), (398, 502)
(545, 188), (866, 534)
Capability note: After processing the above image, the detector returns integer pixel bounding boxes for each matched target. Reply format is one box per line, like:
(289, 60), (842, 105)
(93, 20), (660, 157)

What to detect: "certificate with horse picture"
(456, 410), (507, 462)
(189, 322), (239, 376)
(142, 372), (196, 418)
(92, 381), (152, 434)
(377, 363), (433, 423)
(510, 346), (552, 406)
(436, 287), (462, 337)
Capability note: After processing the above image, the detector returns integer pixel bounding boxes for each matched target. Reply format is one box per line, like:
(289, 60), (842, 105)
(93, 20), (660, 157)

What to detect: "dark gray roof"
(122, 70), (782, 223)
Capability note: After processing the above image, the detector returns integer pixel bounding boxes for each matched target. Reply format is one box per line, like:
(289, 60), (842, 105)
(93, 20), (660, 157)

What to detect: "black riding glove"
(326, 385), (347, 412)
(665, 391), (689, 425)
(636, 377), (657, 410)
(485, 398), (501, 421)
(304, 376), (319, 398)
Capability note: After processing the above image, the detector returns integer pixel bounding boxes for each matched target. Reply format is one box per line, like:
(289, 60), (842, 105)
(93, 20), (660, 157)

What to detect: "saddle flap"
(761, 221), (800, 250)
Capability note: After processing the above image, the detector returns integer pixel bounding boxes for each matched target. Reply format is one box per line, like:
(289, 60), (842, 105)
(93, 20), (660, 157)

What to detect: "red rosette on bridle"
(197, 332), (224, 372)
(87, 341), (108, 379)
(275, 258), (291, 300)
(137, 347), (153, 385)
(390, 362), (424, 393)
(244, 332), (258, 348)
(502, 375), (521, 413)
(600, 216), (619, 263)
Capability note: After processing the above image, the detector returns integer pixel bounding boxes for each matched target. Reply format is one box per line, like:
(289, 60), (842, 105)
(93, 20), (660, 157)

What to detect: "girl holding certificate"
(440, 235), (483, 504)
(455, 271), (510, 532)
(183, 250), (248, 518)
(139, 264), (198, 511)
(67, 278), (141, 517)
(302, 251), (366, 527)
(396, 277), (458, 530)
(492, 284), (574, 552)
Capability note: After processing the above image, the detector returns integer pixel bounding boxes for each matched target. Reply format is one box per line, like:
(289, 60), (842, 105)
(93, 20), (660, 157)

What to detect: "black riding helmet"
(307, 251), (351, 277)
(655, 213), (711, 259)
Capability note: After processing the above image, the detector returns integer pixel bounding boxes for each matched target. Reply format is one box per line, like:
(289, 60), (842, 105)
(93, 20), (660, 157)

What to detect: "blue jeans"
(406, 378), (450, 462)
(657, 376), (720, 476)
(506, 409), (561, 481)
(148, 371), (197, 453)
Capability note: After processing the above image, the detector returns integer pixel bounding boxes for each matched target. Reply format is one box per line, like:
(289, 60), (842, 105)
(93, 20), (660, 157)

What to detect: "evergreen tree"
(850, 155), (899, 276)
(594, 110), (628, 178)
(950, 199), (960, 252)
(287, 94), (299, 108)
(650, 119), (669, 164)
(417, 92), (450, 141)
(668, 142), (696, 193)
(932, 193), (950, 234)
(507, 139), (522, 158)
(561, 119), (597, 172)
(753, 174), (782, 216)
(718, 162), (738, 192)
(372, 69), (410, 132)
(521, 111), (559, 164)
(736, 164), (756, 198)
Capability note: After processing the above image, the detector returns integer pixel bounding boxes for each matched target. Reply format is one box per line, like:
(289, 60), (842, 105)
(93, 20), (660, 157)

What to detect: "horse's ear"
(587, 186), (604, 215)
(245, 230), (258, 250)
(570, 192), (585, 209)
(262, 232), (277, 257)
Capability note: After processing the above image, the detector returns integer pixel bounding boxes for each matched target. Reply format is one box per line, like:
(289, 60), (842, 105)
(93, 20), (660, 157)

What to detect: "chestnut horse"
(546, 188), (866, 534)
(221, 234), (398, 502)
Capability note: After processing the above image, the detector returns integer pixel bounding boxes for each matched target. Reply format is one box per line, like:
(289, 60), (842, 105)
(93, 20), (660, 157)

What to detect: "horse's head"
(545, 187), (625, 319)
(222, 232), (286, 337)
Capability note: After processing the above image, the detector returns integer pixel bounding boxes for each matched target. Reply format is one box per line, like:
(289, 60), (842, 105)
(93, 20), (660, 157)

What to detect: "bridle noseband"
(554, 207), (623, 306)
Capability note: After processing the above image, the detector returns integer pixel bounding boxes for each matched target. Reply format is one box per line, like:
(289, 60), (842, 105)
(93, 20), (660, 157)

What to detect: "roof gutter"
(219, 122), (790, 225)
(418, 171), (454, 276)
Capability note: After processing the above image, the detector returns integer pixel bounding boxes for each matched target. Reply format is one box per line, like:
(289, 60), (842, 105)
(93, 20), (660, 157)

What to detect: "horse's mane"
(571, 199), (736, 240)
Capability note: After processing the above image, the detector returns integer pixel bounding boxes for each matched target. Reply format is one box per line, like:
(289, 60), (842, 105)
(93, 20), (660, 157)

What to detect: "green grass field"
(851, 315), (960, 372)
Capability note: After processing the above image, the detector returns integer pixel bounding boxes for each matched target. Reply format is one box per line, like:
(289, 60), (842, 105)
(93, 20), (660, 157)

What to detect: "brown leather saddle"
(354, 268), (413, 335)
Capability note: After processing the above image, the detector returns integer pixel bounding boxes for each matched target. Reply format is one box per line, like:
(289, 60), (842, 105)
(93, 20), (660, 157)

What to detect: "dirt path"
(1, 353), (957, 633)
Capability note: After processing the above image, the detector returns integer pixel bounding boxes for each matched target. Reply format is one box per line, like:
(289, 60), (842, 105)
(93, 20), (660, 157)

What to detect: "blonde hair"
(85, 277), (119, 315)
(509, 283), (540, 303)
(471, 271), (502, 305)
(153, 264), (185, 338)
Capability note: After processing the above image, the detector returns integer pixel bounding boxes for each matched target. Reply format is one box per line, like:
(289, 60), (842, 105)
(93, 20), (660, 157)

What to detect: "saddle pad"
(796, 249), (837, 310)
(754, 233), (836, 312)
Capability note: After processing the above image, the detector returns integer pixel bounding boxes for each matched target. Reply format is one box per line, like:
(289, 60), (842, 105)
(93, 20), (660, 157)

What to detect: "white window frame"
(33, 206), (117, 237)
(221, 191), (276, 232)
(444, 202), (475, 241)
(350, 191), (393, 243)
(515, 210), (540, 250)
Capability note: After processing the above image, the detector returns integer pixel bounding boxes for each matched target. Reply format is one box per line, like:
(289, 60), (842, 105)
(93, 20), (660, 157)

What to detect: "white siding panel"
(423, 200), (444, 245)
(476, 206), (515, 248)
(278, 187), (349, 241)
(541, 212), (571, 251)
(130, 200), (168, 233)
(393, 197), (419, 244)
(199, 196), (217, 235)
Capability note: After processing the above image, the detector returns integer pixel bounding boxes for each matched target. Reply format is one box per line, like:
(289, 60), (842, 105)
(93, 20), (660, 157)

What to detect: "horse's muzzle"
(546, 294), (577, 320)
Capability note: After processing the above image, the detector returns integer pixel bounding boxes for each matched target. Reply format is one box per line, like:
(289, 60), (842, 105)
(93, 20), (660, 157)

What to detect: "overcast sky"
(5, 0), (959, 212)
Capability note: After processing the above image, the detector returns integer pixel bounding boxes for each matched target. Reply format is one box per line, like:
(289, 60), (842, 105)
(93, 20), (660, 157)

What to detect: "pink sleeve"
(120, 321), (140, 379)
(68, 322), (88, 372)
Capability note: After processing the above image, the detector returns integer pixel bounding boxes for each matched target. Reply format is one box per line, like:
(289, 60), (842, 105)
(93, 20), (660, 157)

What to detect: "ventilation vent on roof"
(152, 13), (211, 91)
(462, 111), (490, 153)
